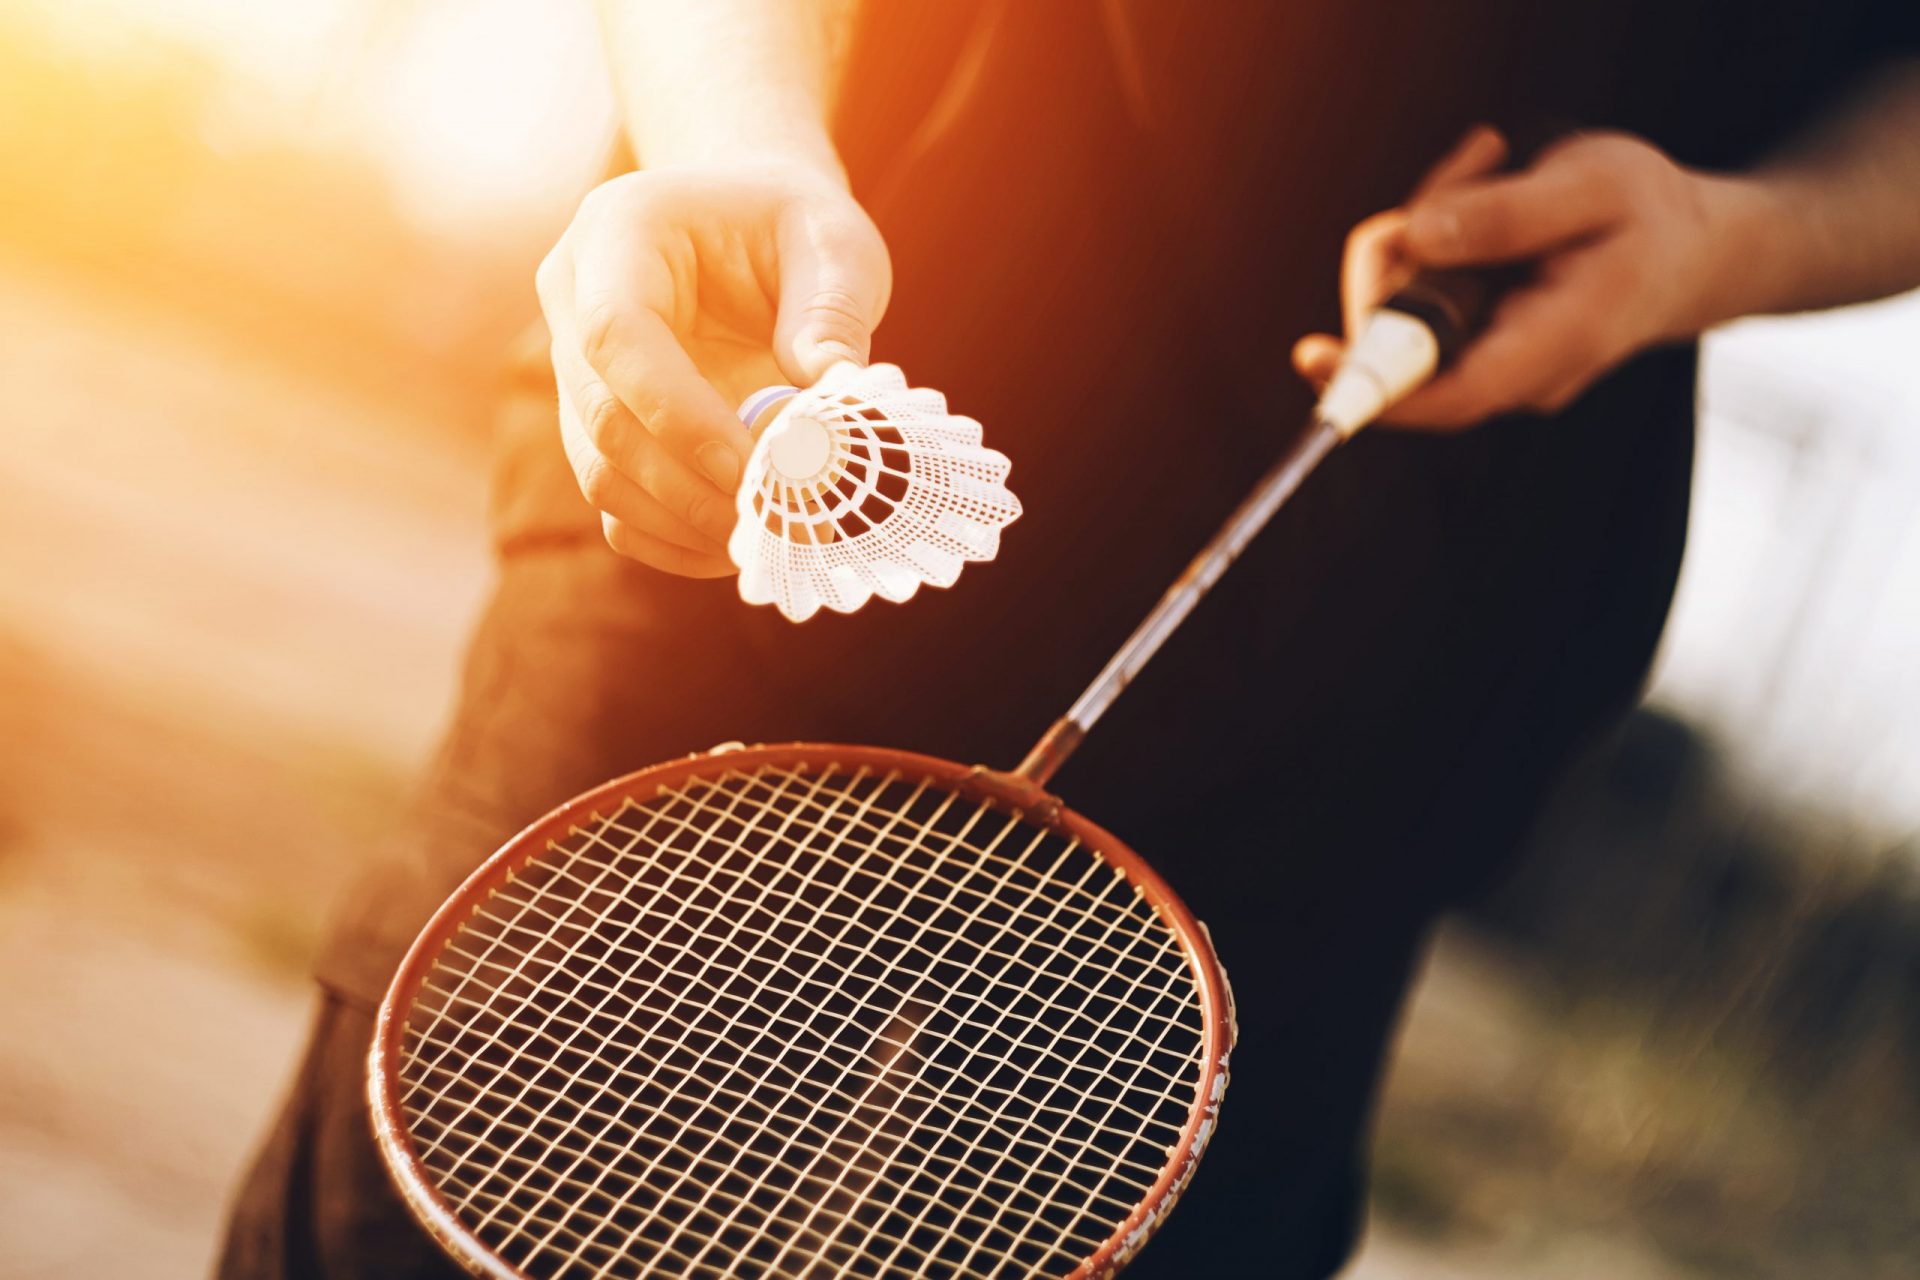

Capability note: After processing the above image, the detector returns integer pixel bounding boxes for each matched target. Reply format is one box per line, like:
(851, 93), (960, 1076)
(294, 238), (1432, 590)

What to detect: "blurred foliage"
(1488, 709), (1920, 1119)
(1380, 708), (1920, 1277)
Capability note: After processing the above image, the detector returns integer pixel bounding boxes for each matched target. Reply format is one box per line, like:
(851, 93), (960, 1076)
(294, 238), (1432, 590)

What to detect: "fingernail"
(698, 442), (742, 492)
(814, 336), (864, 368)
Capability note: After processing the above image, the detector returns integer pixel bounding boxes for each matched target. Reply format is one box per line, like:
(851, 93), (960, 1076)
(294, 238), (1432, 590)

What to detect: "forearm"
(1713, 61), (1920, 322)
(595, 0), (858, 180)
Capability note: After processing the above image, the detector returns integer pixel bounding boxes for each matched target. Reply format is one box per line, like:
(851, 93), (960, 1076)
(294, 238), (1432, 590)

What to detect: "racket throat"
(1010, 717), (1086, 788)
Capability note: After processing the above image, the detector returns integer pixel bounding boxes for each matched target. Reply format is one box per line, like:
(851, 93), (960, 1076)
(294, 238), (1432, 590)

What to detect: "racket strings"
(416, 786), (1197, 1091)
(401, 821), (1182, 1280)
(396, 762), (1205, 1279)
(410, 771), (1190, 1280)
(439, 789), (1196, 1266)
(407, 767), (1190, 1274)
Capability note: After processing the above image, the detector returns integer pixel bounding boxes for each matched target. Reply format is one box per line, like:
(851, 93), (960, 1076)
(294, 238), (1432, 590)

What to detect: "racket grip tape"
(1312, 120), (1575, 438)
(1310, 266), (1498, 437)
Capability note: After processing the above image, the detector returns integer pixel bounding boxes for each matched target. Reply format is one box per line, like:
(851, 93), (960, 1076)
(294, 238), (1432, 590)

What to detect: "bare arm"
(594, 0), (856, 175)
(538, 1), (886, 576)
(1734, 63), (1920, 317)
(1297, 62), (1920, 429)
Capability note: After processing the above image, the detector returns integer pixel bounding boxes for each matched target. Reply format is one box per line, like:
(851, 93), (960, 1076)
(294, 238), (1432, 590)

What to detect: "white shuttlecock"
(729, 362), (1021, 622)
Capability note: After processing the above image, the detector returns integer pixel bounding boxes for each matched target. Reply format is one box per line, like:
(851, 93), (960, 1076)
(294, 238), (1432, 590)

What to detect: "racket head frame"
(369, 741), (1235, 1280)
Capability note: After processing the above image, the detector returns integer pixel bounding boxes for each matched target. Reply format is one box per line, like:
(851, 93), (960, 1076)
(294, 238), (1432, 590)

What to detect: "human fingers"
(773, 198), (891, 385)
(550, 333), (739, 545)
(1335, 127), (1513, 337)
(557, 378), (729, 557)
(1381, 256), (1626, 429)
(601, 514), (738, 578)
(562, 194), (753, 500)
(1404, 137), (1629, 267)
(1410, 123), (1511, 201)
(1309, 128), (1509, 390)
(1291, 333), (1344, 391)
(1338, 209), (1415, 337)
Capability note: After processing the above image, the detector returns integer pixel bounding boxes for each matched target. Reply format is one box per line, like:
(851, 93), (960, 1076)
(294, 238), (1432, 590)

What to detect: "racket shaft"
(1018, 416), (1341, 783)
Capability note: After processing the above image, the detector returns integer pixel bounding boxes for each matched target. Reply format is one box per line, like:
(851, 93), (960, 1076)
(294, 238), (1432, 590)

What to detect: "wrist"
(1691, 171), (1808, 328)
(631, 116), (846, 189)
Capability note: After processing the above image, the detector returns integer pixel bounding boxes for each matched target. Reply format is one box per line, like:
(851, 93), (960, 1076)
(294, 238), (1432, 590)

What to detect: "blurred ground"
(0, 255), (490, 1277)
(1, 4), (1917, 1278)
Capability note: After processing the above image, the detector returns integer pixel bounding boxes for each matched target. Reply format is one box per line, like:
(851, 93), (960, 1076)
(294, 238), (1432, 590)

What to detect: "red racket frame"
(370, 741), (1236, 1280)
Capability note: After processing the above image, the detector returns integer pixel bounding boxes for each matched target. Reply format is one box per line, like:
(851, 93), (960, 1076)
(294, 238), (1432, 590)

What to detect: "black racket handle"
(1386, 119), (1578, 364)
(1378, 267), (1500, 370)
(1313, 122), (1572, 436)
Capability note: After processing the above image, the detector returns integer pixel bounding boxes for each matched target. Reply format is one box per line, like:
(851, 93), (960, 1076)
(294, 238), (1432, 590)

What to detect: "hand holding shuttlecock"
(729, 363), (1022, 622)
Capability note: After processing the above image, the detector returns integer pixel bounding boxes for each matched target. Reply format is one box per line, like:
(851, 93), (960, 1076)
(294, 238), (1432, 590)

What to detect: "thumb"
(774, 216), (889, 386)
(1292, 334), (1344, 389)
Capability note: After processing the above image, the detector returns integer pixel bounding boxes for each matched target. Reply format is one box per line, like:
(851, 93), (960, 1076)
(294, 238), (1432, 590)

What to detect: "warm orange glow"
(2, 6), (1918, 1278)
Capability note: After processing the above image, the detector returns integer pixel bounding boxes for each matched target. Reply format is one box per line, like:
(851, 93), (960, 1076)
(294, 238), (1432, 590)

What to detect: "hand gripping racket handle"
(1310, 267), (1497, 438)
(1309, 121), (1566, 438)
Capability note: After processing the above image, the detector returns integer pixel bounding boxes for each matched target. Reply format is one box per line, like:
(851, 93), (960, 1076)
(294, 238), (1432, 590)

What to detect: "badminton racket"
(369, 284), (1478, 1278)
